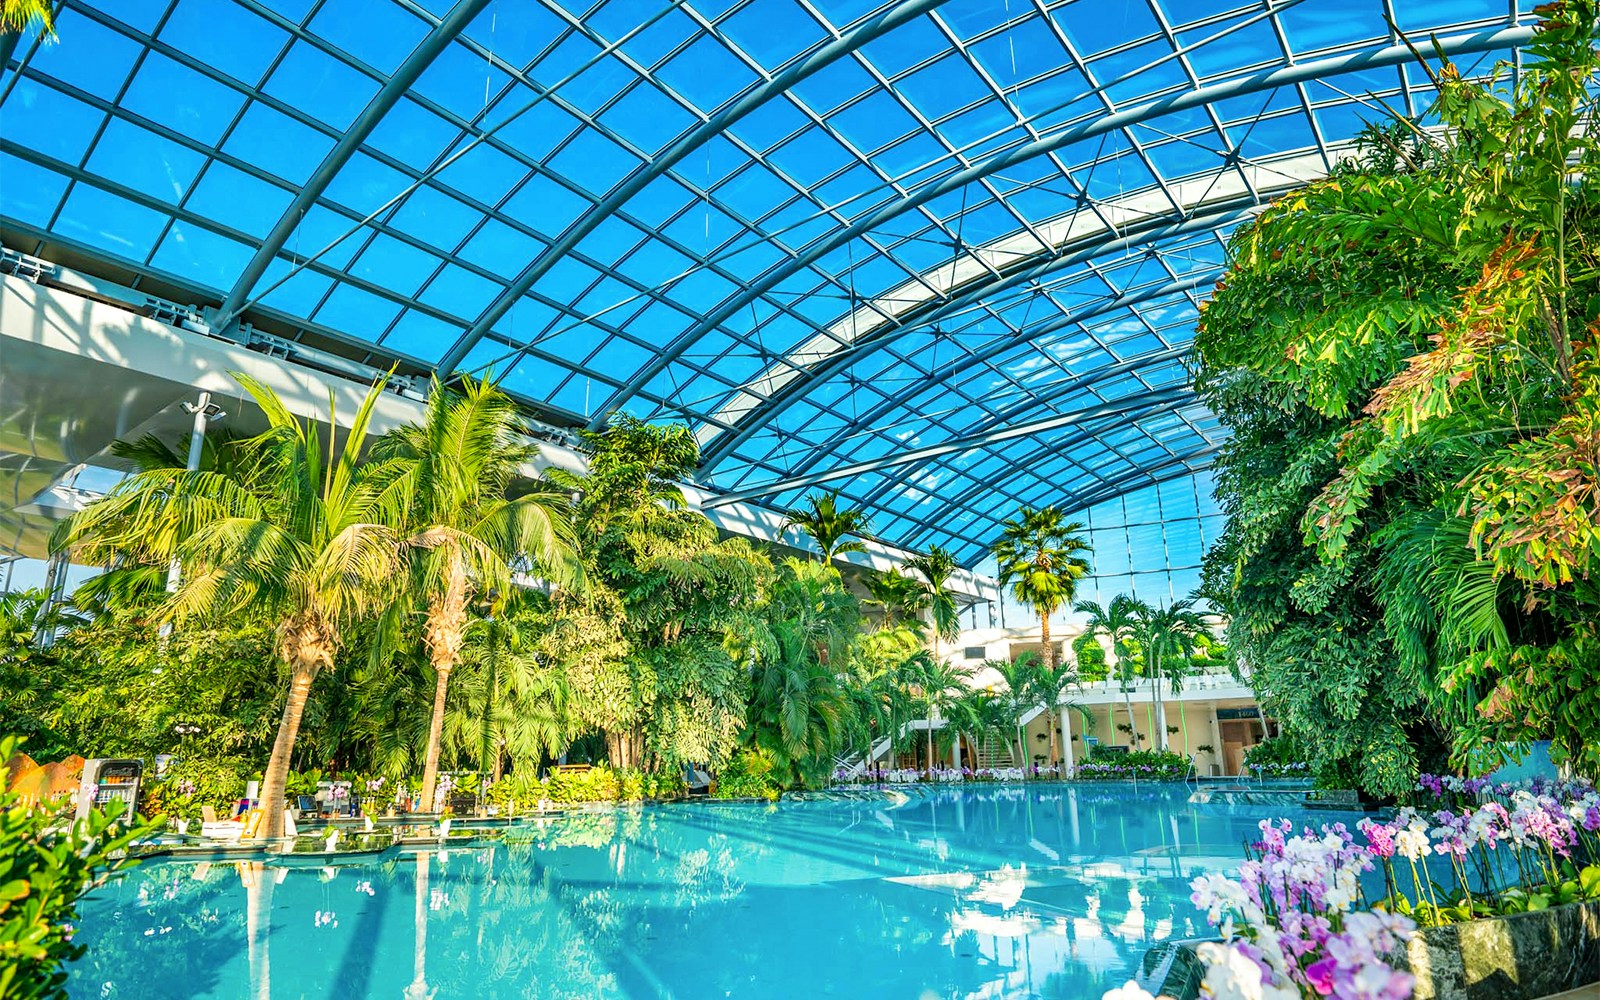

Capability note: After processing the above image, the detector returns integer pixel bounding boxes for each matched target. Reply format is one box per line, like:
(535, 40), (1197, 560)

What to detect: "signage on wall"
(1215, 707), (1262, 721)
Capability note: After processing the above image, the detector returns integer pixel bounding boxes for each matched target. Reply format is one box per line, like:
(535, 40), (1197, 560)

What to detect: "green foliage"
(713, 748), (783, 801)
(0, 0), (54, 38)
(733, 559), (860, 785)
(558, 415), (773, 772)
(992, 508), (1092, 668)
(781, 492), (870, 560)
(1195, 1), (1600, 790)
(1242, 736), (1313, 779)
(0, 737), (156, 999)
(862, 569), (930, 632)
(1078, 747), (1189, 780)
(372, 374), (580, 809)
(1071, 634), (1109, 682)
(904, 545), (961, 645)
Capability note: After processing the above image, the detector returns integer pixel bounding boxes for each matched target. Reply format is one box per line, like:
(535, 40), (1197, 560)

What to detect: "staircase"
(833, 730), (904, 779)
(971, 732), (1015, 769)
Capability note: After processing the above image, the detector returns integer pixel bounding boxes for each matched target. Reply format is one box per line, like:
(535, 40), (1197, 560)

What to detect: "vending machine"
(74, 759), (143, 823)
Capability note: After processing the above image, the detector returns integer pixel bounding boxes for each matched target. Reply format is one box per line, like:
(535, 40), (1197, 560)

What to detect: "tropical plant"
(0, 0), (53, 37)
(51, 373), (406, 837)
(862, 569), (929, 631)
(1194, 1), (1600, 787)
(905, 545), (962, 652)
(782, 491), (870, 561)
(1071, 631), (1109, 682)
(990, 655), (1042, 773)
(0, 736), (155, 1000)
(733, 558), (859, 785)
(992, 507), (1092, 673)
(553, 416), (769, 772)
(714, 747), (783, 801)
(373, 375), (578, 811)
(945, 687), (1008, 770)
(1027, 652), (1090, 766)
(1073, 596), (1143, 746)
(1125, 597), (1209, 750)
(910, 654), (971, 773)
(442, 595), (573, 782)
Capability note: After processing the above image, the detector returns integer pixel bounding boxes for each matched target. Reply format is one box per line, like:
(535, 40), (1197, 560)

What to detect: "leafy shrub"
(1243, 735), (1312, 778)
(1072, 635), (1109, 682)
(545, 767), (620, 804)
(714, 748), (782, 800)
(484, 766), (685, 808)
(1076, 747), (1188, 780)
(1, 737), (157, 999)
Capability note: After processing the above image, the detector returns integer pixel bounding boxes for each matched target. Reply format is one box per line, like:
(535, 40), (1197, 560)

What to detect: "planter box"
(1399, 900), (1599, 1000)
(1134, 901), (1598, 1000)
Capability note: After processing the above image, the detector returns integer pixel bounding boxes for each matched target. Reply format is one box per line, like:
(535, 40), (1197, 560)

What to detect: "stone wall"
(1400, 900), (1599, 1000)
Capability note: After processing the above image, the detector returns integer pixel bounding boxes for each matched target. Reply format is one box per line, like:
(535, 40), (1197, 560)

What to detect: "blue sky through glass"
(0, 0), (1531, 578)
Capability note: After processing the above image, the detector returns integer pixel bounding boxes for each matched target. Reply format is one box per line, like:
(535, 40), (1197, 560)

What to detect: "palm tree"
(0, 588), (85, 654)
(782, 491), (870, 561)
(54, 373), (406, 837)
(906, 545), (961, 656)
(992, 507), (1091, 673)
(1125, 597), (1208, 751)
(447, 608), (570, 782)
(946, 687), (1004, 772)
(992, 655), (1042, 774)
(1074, 596), (1144, 747)
(844, 653), (918, 772)
(863, 569), (930, 631)
(1028, 651), (1088, 768)
(739, 558), (859, 784)
(914, 655), (971, 773)
(375, 375), (579, 812)
(1, 1), (54, 37)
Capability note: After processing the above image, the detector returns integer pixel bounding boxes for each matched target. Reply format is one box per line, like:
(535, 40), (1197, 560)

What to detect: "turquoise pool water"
(70, 784), (1364, 999)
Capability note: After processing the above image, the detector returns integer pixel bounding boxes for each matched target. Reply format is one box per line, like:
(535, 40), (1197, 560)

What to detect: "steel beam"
(935, 447), (1223, 567)
(213, 0), (491, 327)
(890, 395), (1212, 546)
(698, 203), (1250, 471)
(434, 0), (956, 375)
(745, 273), (1217, 487)
(703, 384), (1192, 507)
(605, 24), (1533, 435)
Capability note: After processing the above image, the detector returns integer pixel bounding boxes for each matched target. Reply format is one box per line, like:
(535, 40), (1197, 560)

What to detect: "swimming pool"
(69, 783), (1363, 999)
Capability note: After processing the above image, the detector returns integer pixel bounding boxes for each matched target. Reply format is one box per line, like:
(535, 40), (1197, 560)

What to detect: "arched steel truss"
(0, 0), (1537, 565)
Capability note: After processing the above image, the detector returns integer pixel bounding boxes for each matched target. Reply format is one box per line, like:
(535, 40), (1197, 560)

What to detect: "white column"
(1060, 705), (1075, 773)
(1208, 702), (1224, 775)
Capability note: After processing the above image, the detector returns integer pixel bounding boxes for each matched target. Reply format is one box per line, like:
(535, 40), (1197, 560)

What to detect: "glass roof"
(0, 0), (1535, 566)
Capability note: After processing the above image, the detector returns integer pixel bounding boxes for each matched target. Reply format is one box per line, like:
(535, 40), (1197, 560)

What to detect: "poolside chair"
(683, 764), (713, 796)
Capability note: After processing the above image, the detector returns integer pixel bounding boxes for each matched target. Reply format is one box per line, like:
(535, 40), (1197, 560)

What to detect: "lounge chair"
(684, 765), (713, 796)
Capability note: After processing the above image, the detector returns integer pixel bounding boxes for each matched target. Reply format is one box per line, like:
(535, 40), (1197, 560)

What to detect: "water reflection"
(70, 785), (1367, 999)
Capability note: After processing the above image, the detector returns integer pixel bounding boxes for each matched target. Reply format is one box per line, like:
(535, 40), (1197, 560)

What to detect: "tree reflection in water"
(66, 786), (1364, 999)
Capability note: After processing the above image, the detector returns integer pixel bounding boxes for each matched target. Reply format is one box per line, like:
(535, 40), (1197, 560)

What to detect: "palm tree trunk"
(420, 562), (469, 812)
(479, 625), (499, 777)
(1149, 652), (1165, 750)
(421, 664), (452, 811)
(259, 656), (317, 839)
(1040, 614), (1054, 672)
